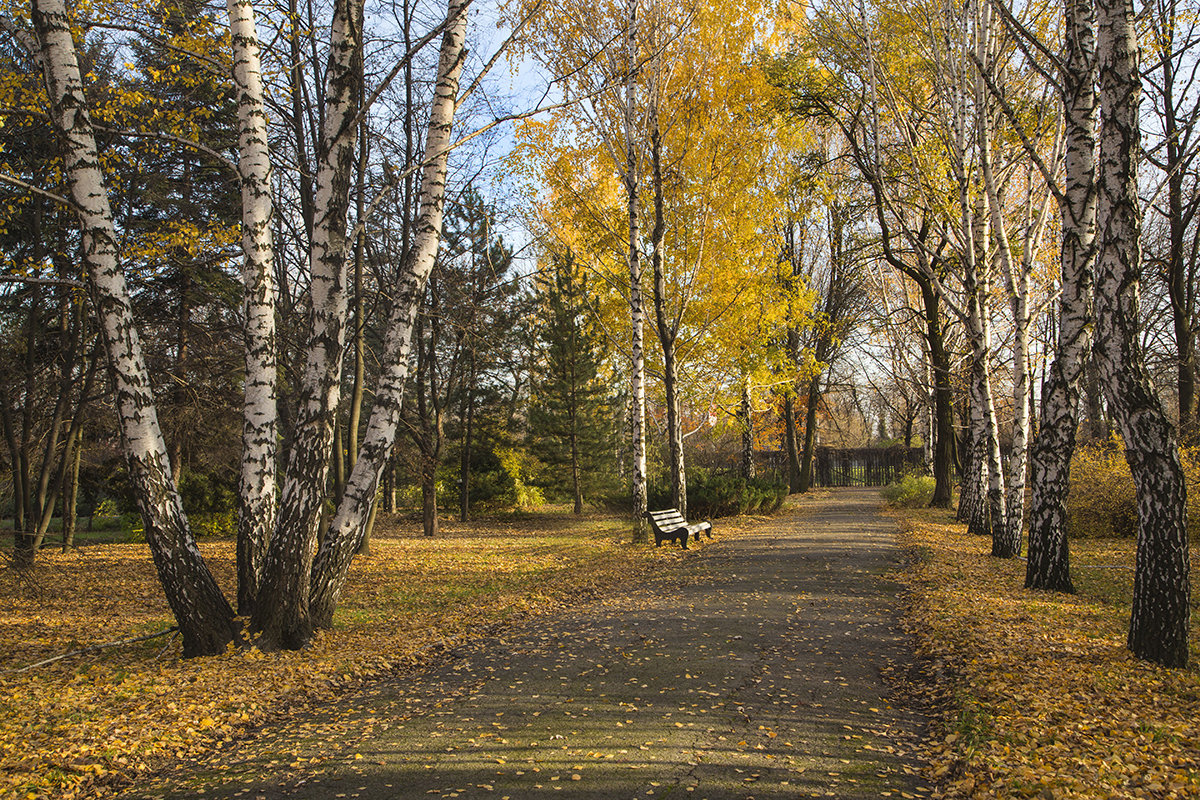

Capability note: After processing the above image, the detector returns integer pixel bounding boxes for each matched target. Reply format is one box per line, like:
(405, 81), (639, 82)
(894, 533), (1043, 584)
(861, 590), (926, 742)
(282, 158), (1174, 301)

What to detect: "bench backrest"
(648, 508), (688, 530)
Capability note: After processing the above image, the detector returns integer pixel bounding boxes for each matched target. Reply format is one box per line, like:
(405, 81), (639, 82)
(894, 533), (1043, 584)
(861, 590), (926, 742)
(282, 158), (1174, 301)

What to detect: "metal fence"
(814, 446), (924, 487)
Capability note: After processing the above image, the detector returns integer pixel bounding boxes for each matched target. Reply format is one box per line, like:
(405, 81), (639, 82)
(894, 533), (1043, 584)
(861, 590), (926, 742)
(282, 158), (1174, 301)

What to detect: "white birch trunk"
(1094, 0), (1190, 667)
(31, 0), (237, 656)
(308, 0), (469, 626)
(1025, 0), (1097, 593)
(227, 0), (278, 616)
(252, 0), (366, 649)
(976, 28), (1024, 556)
(624, 0), (648, 542)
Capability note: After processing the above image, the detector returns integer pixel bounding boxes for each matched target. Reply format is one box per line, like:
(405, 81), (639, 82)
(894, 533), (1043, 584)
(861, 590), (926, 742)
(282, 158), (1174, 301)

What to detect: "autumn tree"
(1093, 0), (1190, 667)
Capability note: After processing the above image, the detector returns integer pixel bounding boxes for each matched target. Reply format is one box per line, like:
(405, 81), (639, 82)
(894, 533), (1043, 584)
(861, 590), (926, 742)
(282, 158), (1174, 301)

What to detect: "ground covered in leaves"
(896, 507), (1200, 800)
(0, 512), (685, 800)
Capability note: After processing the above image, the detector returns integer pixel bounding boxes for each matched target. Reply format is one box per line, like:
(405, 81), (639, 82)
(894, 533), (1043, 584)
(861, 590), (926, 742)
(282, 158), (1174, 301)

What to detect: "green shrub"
(496, 448), (546, 510)
(191, 511), (236, 537)
(881, 473), (936, 508)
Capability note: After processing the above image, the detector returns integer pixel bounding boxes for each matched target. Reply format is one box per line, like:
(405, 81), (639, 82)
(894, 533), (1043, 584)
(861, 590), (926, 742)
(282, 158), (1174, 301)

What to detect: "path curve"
(148, 488), (931, 800)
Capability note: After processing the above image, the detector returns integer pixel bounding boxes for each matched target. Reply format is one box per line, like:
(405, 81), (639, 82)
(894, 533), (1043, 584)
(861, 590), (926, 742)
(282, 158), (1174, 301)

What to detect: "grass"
(895, 506), (1200, 799)
(0, 509), (690, 800)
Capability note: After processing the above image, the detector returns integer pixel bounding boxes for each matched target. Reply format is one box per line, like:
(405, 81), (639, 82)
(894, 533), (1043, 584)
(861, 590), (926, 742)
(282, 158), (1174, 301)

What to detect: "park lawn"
(896, 506), (1200, 800)
(0, 511), (687, 800)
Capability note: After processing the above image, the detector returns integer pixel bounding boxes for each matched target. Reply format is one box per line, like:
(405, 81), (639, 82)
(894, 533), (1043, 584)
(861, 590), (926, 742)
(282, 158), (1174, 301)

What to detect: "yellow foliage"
(1067, 437), (1200, 539)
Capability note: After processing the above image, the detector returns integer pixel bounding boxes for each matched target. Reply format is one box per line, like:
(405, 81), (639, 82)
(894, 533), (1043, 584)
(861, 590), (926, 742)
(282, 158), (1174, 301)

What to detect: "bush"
(496, 448), (546, 510)
(1067, 441), (1137, 538)
(881, 473), (936, 508)
(1066, 438), (1200, 539)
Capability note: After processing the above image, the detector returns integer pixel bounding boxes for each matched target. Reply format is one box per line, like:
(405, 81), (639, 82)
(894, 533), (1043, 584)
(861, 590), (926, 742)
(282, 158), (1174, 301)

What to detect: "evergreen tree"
(529, 252), (618, 514)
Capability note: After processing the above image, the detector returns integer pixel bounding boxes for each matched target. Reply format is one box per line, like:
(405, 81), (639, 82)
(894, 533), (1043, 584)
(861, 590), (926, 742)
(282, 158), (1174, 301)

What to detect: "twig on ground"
(1, 627), (180, 675)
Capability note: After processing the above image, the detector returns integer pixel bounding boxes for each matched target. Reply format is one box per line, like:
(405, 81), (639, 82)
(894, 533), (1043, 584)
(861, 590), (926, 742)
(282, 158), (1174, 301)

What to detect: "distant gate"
(814, 446), (924, 487)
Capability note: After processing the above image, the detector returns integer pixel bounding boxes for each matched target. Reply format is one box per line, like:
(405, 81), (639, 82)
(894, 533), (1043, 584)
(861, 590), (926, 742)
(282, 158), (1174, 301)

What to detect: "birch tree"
(227, 0), (278, 616)
(28, 0), (240, 655)
(1022, 0), (1096, 593)
(624, 0), (649, 540)
(1093, 0), (1190, 666)
(308, 0), (469, 626)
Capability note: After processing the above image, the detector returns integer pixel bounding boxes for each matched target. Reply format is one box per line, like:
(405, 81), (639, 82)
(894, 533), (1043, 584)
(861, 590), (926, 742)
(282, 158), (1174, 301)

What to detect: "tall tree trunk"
(623, 0), (648, 541)
(228, 0), (279, 616)
(348, 91), (367, 473)
(783, 393), (802, 492)
(957, 423), (980, 524)
(798, 376), (819, 492)
(307, 0), (469, 627)
(570, 399), (583, 514)
(1094, 0), (1190, 667)
(1025, 0), (1097, 593)
(421, 456), (439, 538)
(920, 277), (954, 507)
(170, 287), (190, 485)
(62, 437), (81, 552)
(649, 115), (685, 518)
(979, 46), (1032, 555)
(1162, 43), (1196, 444)
(460, 351), (475, 522)
(252, 0), (367, 650)
(961, 146), (1006, 547)
(32, 0), (237, 655)
(740, 379), (755, 480)
(383, 455), (396, 513)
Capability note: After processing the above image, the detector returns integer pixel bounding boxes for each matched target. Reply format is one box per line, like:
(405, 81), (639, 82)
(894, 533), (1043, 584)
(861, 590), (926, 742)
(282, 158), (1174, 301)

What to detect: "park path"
(147, 489), (932, 800)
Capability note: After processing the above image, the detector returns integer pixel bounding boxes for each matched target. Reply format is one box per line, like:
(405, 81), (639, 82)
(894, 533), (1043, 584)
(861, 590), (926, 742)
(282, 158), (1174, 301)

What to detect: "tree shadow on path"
(135, 488), (934, 800)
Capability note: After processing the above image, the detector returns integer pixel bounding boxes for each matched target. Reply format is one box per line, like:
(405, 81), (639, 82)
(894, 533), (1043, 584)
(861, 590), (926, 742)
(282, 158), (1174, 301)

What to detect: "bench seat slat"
(644, 507), (714, 549)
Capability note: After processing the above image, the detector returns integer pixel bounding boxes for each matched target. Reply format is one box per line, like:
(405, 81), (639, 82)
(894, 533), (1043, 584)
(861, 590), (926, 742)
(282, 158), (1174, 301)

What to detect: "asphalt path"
(140, 488), (931, 800)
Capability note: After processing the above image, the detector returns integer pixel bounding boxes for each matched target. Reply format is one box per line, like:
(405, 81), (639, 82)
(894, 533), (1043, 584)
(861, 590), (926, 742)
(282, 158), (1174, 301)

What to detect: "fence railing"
(814, 446), (924, 487)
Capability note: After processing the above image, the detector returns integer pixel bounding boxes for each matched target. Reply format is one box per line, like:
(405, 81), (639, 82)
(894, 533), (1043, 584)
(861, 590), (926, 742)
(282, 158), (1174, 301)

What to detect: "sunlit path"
(141, 490), (931, 800)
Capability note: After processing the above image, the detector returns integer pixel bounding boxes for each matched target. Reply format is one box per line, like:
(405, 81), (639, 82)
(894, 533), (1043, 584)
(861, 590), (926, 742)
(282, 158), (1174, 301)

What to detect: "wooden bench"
(645, 508), (713, 549)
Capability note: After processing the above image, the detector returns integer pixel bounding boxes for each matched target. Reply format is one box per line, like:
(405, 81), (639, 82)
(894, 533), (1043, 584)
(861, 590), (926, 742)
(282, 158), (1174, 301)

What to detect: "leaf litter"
(894, 506), (1200, 800)
(0, 513), (690, 800)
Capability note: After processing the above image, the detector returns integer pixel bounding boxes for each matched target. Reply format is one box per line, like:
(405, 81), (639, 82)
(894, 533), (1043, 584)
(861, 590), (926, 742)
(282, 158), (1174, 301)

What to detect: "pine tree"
(529, 252), (618, 514)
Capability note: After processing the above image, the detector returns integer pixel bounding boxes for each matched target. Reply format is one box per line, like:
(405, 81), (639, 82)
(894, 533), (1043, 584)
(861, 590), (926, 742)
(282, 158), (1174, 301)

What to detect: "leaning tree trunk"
(252, 0), (366, 650)
(973, 9), (1010, 556)
(980, 79), (1031, 556)
(1094, 0), (1190, 667)
(228, 0), (279, 616)
(307, 0), (469, 627)
(1026, 0), (1097, 593)
(31, 0), (237, 656)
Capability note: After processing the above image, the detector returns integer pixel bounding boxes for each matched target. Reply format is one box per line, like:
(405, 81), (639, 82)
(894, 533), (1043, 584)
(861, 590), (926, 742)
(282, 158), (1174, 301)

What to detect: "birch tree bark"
(1025, 0), (1097, 593)
(1094, 0), (1190, 667)
(30, 0), (238, 656)
(251, 0), (366, 649)
(975, 6), (1044, 557)
(227, 0), (279, 616)
(623, 0), (649, 542)
(308, 0), (470, 626)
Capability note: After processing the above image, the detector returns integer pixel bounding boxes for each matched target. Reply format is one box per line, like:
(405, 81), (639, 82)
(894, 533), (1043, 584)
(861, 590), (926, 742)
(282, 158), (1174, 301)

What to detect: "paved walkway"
(146, 489), (931, 800)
